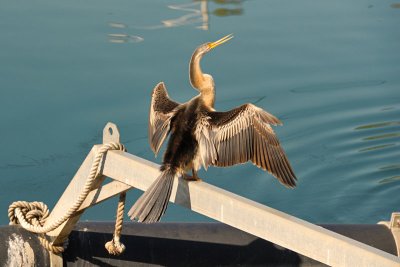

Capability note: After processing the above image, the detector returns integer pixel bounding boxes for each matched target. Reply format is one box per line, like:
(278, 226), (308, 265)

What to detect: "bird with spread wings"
(128, 34), (296, 223)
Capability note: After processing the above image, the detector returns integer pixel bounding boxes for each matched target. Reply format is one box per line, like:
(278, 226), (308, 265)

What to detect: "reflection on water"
(164, 2), (209, 30)
(358, 144), (395, 152)
(137, 1), (209, 30)
(379, 164), (400, 184)
(109, 22), (127, 29)
(355, 120), (399, 151)
(355, 121), (400, 130)
(212, 0), (243, 3)
(108, 33), (144, 44)
(353, 118), (400, 184)
(213, 8), (243, 16)
(381, 106), (396, 111)
(380, 176), (400, 184)
(105, 0), (245, 43)
(380, 164), (400, 171)
(355, 121), (400, 145)
(356, 120), (400, 145)
(391, 3), (400, 8)
(211, 0), (244, 16)
(108, 22), (144, 44)
(362, 132), (400, 141)
(137, 0), (244, 30)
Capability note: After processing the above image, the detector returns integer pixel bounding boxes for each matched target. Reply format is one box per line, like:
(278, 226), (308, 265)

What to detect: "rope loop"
(8, 142), (127, 254)
(8, 201), (49, 226)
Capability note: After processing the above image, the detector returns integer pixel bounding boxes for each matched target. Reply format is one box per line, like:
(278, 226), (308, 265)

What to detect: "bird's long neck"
(189, 51), (215, 108)
(189, 52), (205, 90)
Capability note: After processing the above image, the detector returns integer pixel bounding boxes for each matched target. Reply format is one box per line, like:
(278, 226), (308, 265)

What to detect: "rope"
(38, 235), (65, 254)
(8, 201), (49, 226)
(8, 142), (126, 254)
(105, 191), (127, 255)
(8, 201), (64, 253)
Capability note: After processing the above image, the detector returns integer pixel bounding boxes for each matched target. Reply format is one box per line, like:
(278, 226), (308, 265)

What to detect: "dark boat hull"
(1, 222), (397, 266)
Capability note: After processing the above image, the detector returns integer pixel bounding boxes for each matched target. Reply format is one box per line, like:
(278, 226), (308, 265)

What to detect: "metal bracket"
(44, 122), (129, 266)
(379, 212), (400, 256)
(389, 212), (400, 256)
(103, 122), (120, 144)
(389, 212), (400, 229)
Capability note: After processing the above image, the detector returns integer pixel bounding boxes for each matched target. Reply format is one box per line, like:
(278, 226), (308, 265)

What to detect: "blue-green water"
(0, 0), (399, 225)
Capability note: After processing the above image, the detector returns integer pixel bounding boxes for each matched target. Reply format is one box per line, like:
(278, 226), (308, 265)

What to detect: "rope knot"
(8, 201), (49, 226)
(105, 237), (126, 256)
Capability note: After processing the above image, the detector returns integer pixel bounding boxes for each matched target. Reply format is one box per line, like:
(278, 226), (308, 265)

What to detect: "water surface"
(0, 0), (399, 225)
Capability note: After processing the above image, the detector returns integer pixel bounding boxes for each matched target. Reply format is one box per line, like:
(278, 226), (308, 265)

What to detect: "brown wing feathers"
(148, 84), (296, 187)
(206, 104), (296, 188)
(148, 82), (180, 155)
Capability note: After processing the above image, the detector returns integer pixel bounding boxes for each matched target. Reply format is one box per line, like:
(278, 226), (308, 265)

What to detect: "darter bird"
(128, 34), (296, 223)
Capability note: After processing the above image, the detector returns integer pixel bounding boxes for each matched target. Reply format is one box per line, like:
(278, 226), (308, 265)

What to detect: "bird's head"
(190, 34), (234, 92)
(196, 34), (234, 57)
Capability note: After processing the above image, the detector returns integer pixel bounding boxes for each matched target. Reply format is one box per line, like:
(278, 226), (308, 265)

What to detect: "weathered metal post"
(0, 225), (51, 267)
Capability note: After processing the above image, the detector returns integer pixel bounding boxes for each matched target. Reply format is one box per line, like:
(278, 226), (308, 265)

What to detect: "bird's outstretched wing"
(196, 103), (297, 188)
(149, 82), (180, 156)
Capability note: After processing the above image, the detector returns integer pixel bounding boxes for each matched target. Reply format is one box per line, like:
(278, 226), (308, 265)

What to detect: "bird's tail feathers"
(128, 168), (176, 223)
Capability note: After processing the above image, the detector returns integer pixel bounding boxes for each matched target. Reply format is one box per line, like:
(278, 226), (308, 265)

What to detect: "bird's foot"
(182, 173), (202, 182)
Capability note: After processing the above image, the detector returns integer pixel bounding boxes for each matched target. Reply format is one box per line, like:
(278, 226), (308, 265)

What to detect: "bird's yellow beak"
(208, 34), (234, 50)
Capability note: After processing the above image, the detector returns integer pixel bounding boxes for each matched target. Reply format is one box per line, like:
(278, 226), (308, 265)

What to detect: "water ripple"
(0, 153), (73, 170)
(380, 164), (400, 171)
(290, 80), (386, 94)
(354, 120), (400, 152)
(286, 90), (400, 190)
(355, 121), (400, 130)
(358, 144), (396, 152)
(379, 176), (400, 184)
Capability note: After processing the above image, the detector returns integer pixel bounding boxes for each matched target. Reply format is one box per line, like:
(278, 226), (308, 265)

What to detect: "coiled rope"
(8, 142), (127, 255)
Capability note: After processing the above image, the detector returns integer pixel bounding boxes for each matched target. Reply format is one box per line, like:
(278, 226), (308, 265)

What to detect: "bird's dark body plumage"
(128, 35), (297, 223)
(164, 98), (201, 171)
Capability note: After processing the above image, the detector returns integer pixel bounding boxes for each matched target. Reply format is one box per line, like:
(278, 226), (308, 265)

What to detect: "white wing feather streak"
(195, 103), (296, 188)
(195, 116), (218, 170)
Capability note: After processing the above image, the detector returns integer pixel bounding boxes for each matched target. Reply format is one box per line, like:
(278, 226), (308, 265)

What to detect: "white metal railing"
(43, 123), (400, 267)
